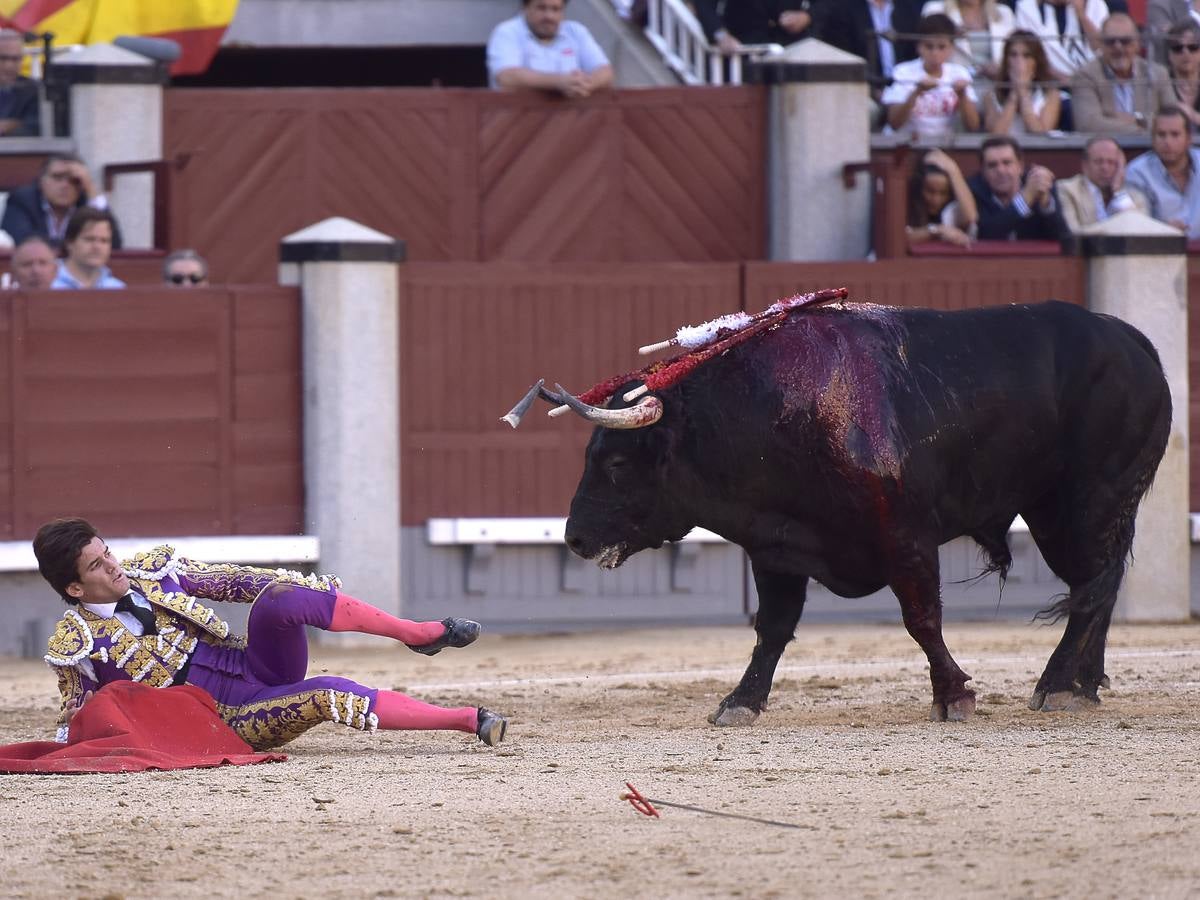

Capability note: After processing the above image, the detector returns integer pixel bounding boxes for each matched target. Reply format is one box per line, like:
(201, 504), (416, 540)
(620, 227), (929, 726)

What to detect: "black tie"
(115, 593), (157, 636)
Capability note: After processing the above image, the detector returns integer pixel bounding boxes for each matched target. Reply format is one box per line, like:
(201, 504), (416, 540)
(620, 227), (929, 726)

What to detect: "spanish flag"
(0, 0), (239, 75)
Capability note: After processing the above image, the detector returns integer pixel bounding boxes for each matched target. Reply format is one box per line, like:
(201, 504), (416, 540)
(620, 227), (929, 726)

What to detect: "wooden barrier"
(163, 87), (767, 282)
(0, 286), (302, 540)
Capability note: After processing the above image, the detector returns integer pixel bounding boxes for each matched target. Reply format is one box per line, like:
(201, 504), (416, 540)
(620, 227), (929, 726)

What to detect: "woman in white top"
(983, 30), (1062, 133)
(1014, 0), (1108, 80)
(920, 0), (1015, 78)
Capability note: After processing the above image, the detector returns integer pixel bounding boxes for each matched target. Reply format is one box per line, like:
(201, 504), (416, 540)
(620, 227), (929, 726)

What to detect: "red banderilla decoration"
(621, 781), (802, 830)
(622, 782), (660, 818)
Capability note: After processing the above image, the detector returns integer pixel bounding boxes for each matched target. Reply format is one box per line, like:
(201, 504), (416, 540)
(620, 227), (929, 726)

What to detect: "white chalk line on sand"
(406, 647), (1200, 693)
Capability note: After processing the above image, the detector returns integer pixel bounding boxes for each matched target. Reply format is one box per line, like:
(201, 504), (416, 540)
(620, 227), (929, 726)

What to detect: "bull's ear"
(644, 408), (678, 468)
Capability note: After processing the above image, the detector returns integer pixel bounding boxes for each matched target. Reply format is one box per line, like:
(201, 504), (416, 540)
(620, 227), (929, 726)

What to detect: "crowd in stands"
(0, 27), (214, 290)
(908, 105), (1200, 248)
(1, 3), (1197, 272)
(491, 1), (1200, 252)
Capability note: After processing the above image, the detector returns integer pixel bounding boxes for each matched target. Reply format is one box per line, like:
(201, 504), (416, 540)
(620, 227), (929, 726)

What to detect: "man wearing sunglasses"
(1071, 13), (1175, 132)
(1147, 1), (1200, 63)
(163, 248), (209, 286)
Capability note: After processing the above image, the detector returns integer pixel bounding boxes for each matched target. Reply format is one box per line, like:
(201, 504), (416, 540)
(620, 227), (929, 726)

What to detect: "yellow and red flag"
(0, 0), (239, 75)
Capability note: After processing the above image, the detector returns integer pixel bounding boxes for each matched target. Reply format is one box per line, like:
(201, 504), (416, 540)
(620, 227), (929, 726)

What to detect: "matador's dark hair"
(33, 517), (99, 604)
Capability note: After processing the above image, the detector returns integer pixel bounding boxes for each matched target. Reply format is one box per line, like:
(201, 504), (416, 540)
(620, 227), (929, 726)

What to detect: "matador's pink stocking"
(373, 690), (478, 733)
(328, 592), (446, 645)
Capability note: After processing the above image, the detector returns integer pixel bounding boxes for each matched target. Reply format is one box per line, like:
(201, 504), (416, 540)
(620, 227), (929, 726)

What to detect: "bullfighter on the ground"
(37, 517), (508, 750)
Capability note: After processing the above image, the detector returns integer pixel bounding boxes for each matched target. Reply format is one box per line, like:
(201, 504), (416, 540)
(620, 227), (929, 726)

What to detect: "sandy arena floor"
(1, 621), (1198, 899)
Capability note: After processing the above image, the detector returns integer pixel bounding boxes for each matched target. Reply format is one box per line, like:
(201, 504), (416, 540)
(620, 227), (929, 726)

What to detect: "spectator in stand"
(1146, 0), (1200, 63)
(50, 208), (125, 290)
(7, 235), (56, 289)
(693, 1), (820, 53)
(1056, 136), (1149, 230)
(487, 0), (613, 98)
(983, 30), (1062, 132)
(905, 148), (979, 249)
(884, 14), (982, 138)
(0, 30), (38, 136)
(964, 135), (1063, 239)
(163, 249), (209, 286)
(1164, 21), (1200, 128)
(1, 154), (122, 250)
(818, 0), (925, 103)
(1071, 13), (1174, 132)
(919, 0), (1016, 79)
(1014, 0), (1108, 80)
(1126, 105), (1200, 236)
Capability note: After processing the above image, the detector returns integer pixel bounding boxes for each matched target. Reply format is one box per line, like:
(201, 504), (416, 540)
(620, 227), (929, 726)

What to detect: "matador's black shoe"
(406, 617), (481, 656)
(476, 708), (508, 746)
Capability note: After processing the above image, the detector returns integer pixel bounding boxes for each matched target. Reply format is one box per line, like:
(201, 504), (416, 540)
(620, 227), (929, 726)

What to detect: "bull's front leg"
(709, 568), (807, 727)
(890, 545), (975, 721)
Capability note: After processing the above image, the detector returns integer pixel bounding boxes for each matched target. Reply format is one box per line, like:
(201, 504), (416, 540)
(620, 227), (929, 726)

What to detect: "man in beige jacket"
(1071, 13), (1175, 133)
(1055, 136), (1149, 231)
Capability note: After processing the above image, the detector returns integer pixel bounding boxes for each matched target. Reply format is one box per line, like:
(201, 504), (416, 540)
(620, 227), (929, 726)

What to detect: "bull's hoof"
(707, 705), (760, 727)
(946, 694), (976, 721)
(930, 693), (976, 722)
(1030, 689), (1099, 712)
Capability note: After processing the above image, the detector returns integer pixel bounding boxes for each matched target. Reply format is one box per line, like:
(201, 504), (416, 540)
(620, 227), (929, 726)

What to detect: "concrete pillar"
(1067, 213), (1190, 621)
(749, 39), (871, 261)
(279, 218), (406, 616)
(52, 43), (165, 249)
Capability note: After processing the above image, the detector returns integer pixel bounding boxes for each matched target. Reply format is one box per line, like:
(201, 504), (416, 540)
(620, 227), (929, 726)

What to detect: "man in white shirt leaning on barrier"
(487, 0), (614, 98)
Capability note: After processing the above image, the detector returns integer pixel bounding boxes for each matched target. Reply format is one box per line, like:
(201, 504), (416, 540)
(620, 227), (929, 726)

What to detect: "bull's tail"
(1033, 556), (1127, 624)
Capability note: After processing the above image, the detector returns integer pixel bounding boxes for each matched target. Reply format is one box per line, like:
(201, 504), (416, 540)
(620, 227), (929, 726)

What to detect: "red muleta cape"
(0, 681), (286, 774)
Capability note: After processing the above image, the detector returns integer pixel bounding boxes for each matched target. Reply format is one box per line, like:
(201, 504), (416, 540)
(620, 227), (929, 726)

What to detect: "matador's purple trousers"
(186, 583), (381, 749)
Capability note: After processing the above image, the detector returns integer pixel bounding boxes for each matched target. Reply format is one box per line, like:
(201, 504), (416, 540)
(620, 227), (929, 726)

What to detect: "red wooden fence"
(163, 87), (767, 284)
(0, 286), (302, 539)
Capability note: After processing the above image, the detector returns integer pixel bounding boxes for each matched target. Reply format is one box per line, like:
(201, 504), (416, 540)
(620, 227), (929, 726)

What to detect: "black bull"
(561, 301), (1171, 723)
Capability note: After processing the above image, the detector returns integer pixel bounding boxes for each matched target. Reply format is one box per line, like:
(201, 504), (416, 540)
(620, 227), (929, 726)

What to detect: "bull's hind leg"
(890, 544), (975, 721)
(709, 569), (807, 727)
(1024, 502), (1136, 711)
(1027, 565), (1124, 711)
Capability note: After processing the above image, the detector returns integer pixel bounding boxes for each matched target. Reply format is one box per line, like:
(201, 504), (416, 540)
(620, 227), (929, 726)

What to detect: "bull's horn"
(623, 384), (649, 402)
(501, 379), (546, 429)
(553, 384), (664, 429)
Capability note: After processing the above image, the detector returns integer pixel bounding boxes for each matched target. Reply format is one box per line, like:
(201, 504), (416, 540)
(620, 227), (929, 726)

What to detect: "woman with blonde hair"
(983, 30), (1061, 134)
(920, 0), (1015, 78)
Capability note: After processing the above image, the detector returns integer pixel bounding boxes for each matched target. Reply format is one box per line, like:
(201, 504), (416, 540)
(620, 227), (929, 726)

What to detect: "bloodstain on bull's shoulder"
(754, 303), (909, 481)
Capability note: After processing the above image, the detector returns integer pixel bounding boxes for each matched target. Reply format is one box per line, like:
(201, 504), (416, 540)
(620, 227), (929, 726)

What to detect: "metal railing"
(641, 0), (783, 86)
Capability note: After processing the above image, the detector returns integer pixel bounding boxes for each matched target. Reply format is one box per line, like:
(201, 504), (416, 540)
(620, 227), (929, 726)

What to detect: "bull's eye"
(604, 455), (629, 484)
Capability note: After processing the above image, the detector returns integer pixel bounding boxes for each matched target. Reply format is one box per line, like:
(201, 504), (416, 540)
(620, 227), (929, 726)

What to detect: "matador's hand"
(63, 690), (94, 725)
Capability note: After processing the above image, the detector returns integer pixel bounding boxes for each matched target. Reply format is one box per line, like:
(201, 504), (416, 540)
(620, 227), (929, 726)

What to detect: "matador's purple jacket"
(44, 545), (379, 750)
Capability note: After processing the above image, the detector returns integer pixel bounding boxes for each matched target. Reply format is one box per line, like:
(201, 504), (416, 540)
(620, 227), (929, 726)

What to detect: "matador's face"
(67, 536), (130, 605)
